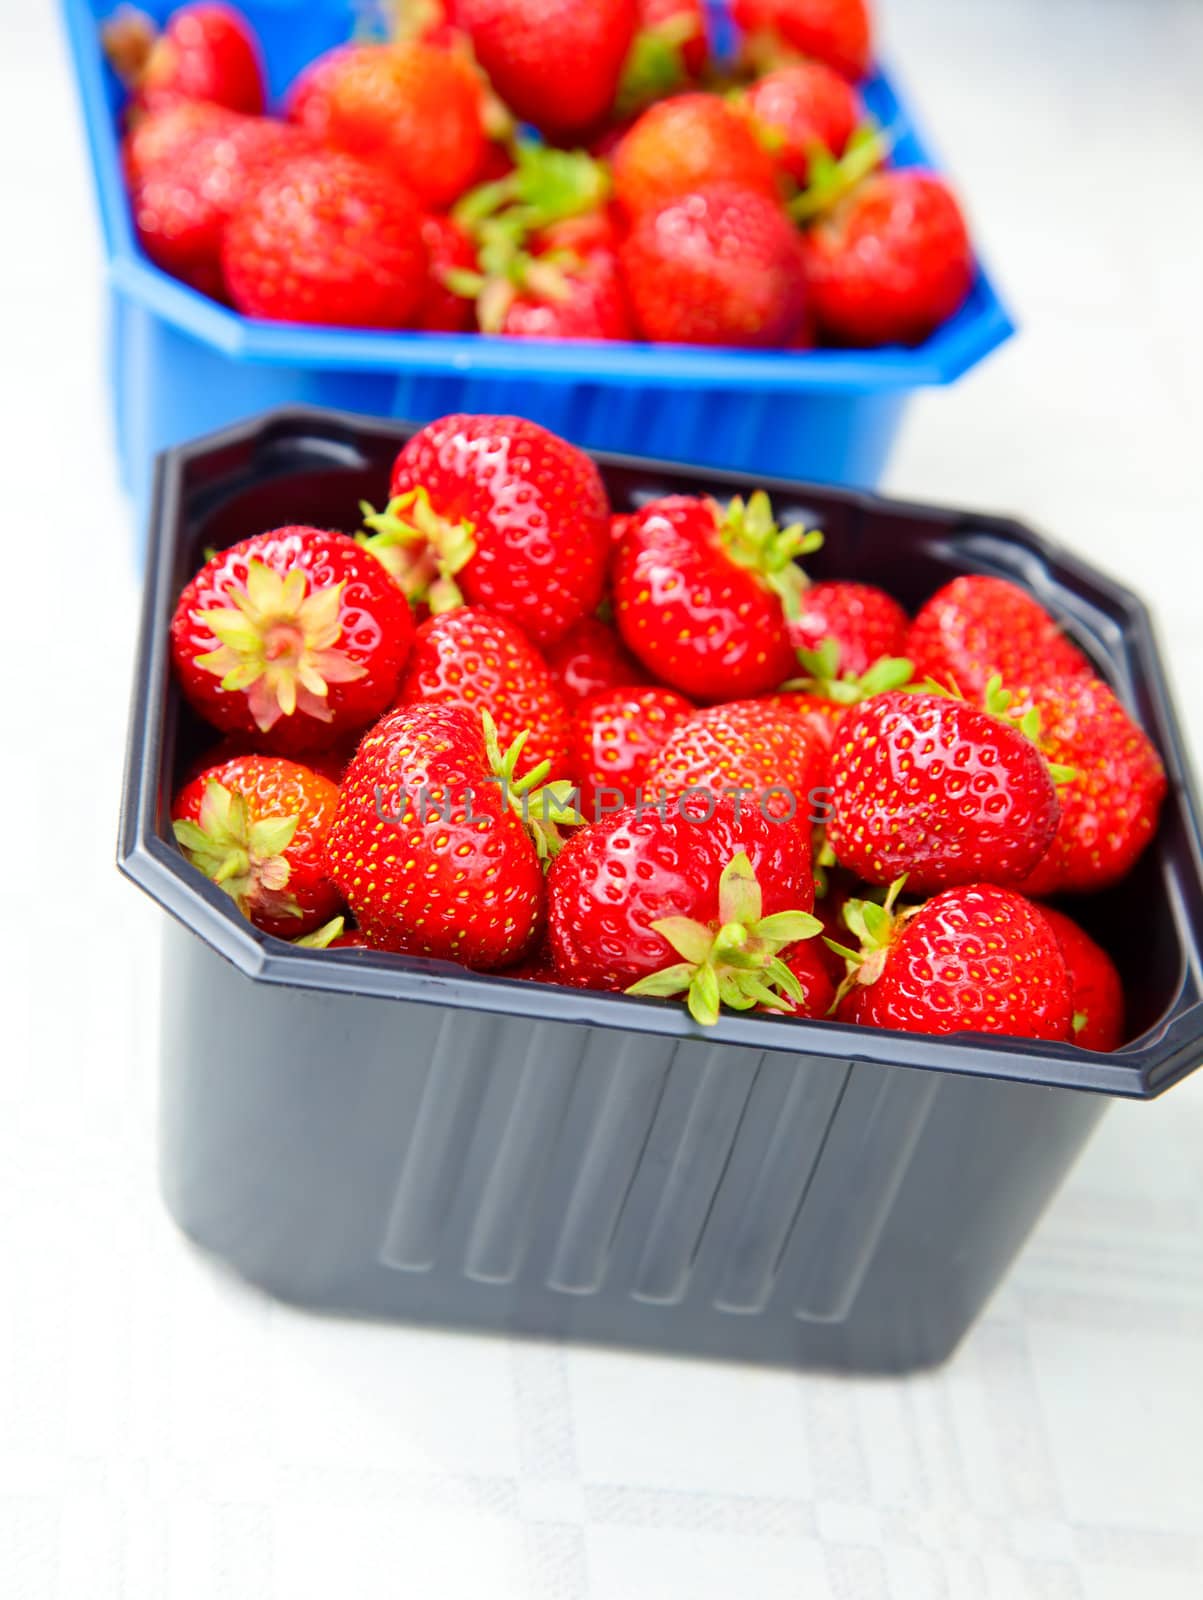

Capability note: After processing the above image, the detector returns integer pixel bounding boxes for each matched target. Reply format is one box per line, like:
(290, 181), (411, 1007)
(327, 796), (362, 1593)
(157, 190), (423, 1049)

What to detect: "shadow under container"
(119, 409), (1203, 1374)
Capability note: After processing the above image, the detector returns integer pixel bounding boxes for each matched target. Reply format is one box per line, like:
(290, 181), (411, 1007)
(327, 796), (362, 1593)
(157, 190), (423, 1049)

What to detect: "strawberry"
(368, 414), (611, 646)
(549, 800), (819, 1022)
(171, 526), (414, 754)
(801, 170), (974, 347)
(121, 98), (239, 184)
(644, 699), (828, 823)
(485, 250), (633, 341)
(734, 0), (873, 82)
(458, 0), (639, 135)
(172, 754), (342, 938)
(221, 152), (429, 327)
(393, 607), (571, 782)
(104, 2), (265, 117)
(325, 703), (579, 967)
(617, 0), (710, 115)
(502, 937), (563, 983)
(287, 42), (485, 210)
(756, 689), (849, 753)
(612, 94), (779, 218)
(740, 61), (860, 187)
(417, 213), (479, 333)
(569, 685), (694, 813)
(1037, 906), (1124, 1052)
(612, 491), (819, 698)
(183, 733), (356, 788)
(620, 183), (809, 347)
(543, 617), (642, 704)
(788, 580), (908, 677)
(1009, 675), (1168, 895)
(906, 575), (1091, 699)
(829, 880), (1073, 1040)
(826, 690), (1063, 892)
(769, 938), (835, 1018)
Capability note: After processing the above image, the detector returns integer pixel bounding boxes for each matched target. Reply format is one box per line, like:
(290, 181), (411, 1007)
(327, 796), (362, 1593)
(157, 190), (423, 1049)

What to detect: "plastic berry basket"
(62, 0), (1015, 531)
(118, 407), (1203, 1374)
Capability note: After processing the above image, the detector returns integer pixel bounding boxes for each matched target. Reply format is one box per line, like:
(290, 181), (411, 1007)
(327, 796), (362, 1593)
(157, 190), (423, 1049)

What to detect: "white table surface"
(2, 1), (1201, 1595)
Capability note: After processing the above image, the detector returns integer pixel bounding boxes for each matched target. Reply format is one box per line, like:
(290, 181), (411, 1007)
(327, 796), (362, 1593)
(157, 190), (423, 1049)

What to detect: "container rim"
(118, 405), (1203, 1103)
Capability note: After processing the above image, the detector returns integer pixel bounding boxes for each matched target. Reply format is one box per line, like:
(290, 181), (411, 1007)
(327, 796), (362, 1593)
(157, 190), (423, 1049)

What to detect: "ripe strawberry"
(325, 703), (578, 967)
(104, 2), (265, 117)
(617, 0), (710, 115)
(906, 575), (1091, 699)
(740, 61), (860, 187)
(172, 754), (342, 938)
(612, 94), (779, 218)
(549, 800), (819, 1021)
(371, 414), (611, 646)
(121, 98), (239, 184)
(417, 213), (479, 333)
(612, 491), (819, 698)
(769, 938), (835, 1018)
(826, 691), (1062, 892)
(830, 881), (1073, 1040)
(788, 580), (908, 677)
(755, 689), (849, 753)
(486, 250), (633, 341)
(393, 607), (571, 782)
(171, 526), (414, 754)
(221, 152), (429, 327)
(1009, 675), (1168, 895)
(645, 700), (828, 822)
(1037, 906), (1124, 1052)
(734, 0), (873, 82)
(543, 617), (642, 704)
(458, 0), (638, 135)
(569, 685), (694, 813)
(620, 183), (809, 347)
(801, 171), (974, 347)
(502, 937), (563, 983)
(287, 42), (485, 210)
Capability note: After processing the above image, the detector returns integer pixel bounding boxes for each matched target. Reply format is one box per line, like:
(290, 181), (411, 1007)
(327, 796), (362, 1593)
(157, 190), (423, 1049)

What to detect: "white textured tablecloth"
(2, 2), (1201, 1595)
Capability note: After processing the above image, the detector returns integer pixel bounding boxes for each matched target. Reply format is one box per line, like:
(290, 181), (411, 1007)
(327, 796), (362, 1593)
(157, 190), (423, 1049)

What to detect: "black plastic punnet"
(119, 408), (1203, 1373)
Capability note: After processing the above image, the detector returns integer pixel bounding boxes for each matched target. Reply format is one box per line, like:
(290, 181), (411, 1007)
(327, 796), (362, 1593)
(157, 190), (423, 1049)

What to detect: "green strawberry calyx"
(358, 488), (477, 613)
(193, 560), (367, 734)
(481, 710), (585, 863)
(922, 674), (1077, 787)
(788, 123), (891, 224)
(454, 141), (610, 244)
(293, 916), (346, 949)
(616, 15), (701, 118)
(173, 780), (303, 923)
(626, 851), (823, 1027)
(782, 636), (915, 704)
(713, 491), (823, 624)
(824, 875), (913, 1012)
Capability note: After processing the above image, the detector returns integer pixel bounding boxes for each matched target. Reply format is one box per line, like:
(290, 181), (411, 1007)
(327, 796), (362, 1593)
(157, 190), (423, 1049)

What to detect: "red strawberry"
(329, 928), (372, 949)
(741, 61), (860, 186)
(549, 800), (819, 1021)
(486, 250), (633, 341)
(769, 938), (835, 1018)
(502, 938), (563, 983)
(756, 690), (849, 754)
(417, 213), (479, 333)
(104, 2), (265, 117)
(906, 575), (1091, 699)
(1010, 675), (1167, 895)
(370, 414), (612, 647)
(734, 0), (873, 82)
(612, 491), (818, 698)
(543, 617), (642, 704)
(221, 152), (429, 327)
(612, 94), (779, 218)
(620, 183), (808, 346)
(569, 685), (694, 814)
(393, 607), (571, 782)
(325, 702), (578, 967)
(121, 98), (239, 183)
(617, 0), (709, 114)
(788, 580), (908, 677)
(171, 526), (414, 754)
(830, 881), (1073, 1040)
(458, 0), (638, 135)
(826, 691), (1062, 892)
(801, 171), (974, 347)
(287, 42), (485, 210)
(1037, 906), (1124, 1052)
(644, 699), (828, 822)
(764, 634), (915, 759)
(172, 754), (342, 938)
(183, 732), (356, 788)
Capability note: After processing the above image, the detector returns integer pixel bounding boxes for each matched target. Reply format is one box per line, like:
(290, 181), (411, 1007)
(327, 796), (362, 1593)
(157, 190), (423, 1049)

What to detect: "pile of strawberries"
(106, 0), (976, 348)
(168, 413), (1168, 1050)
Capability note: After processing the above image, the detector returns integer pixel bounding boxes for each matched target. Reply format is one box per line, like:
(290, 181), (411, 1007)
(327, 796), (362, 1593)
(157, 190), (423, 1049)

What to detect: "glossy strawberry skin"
(755, 691), (847, 755)
(222, 152), (429, 328)
(801, 171), (974, 347)
(417, 214), (478, 333)
(826, 691), (1061, 892)
(906, 575), (1091, 699)
(771, 939), (835, 1018)
(612, 93), (779, 218)
(543, 617), (642, 704)
(741, 61), (859, 185)
(500, 253), (633, 341)
(569, 685), (694, 814)
(734, 0), (873, 82)
(1012, 675), (1168, 895)
(394, 608), (571, 782)
(173, 754), (343, 938)
(388, 415), (612, 646)
(790, 581), (909, 677)
(324, 703), (545, 968)
(620, 184), (808, 347)
(131, 3), (265, 116)
(548, 793), (814, 991)
(645, 700), (828, 822)
(1038, 905), (1124, 1052)
(612, 497), (798, 699)
(287, 42), (485, 209)
(839, 885), (1073, 1041)
(171, 526), (414, 755)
